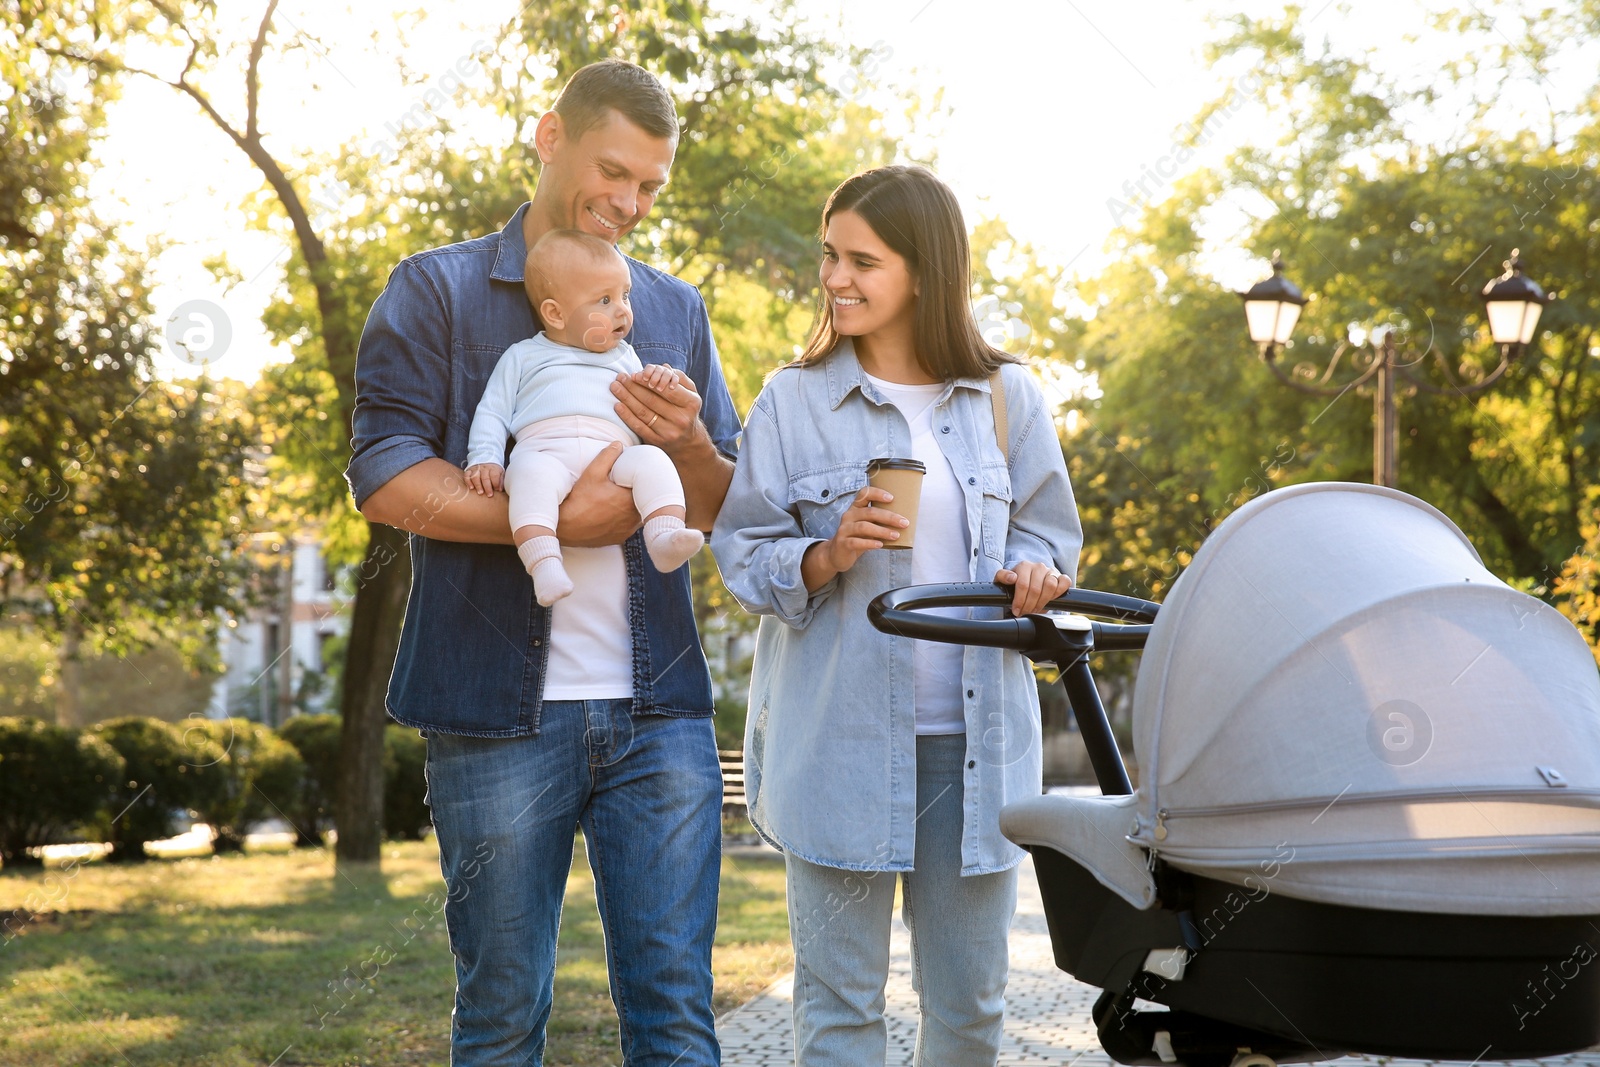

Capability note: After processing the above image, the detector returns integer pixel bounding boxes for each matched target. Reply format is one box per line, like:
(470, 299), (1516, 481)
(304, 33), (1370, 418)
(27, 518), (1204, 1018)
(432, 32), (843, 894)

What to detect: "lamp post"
(1239, 249), (1554, 488)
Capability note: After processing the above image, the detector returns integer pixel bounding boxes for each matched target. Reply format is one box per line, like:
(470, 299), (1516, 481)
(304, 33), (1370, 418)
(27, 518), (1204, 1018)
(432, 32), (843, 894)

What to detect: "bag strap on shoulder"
(989, 368), (1009, 463)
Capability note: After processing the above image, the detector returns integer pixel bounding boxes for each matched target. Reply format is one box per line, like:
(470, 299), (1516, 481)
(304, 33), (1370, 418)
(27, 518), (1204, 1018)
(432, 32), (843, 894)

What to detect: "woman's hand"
(800, 486), (908, 591)
(994, 561), (1072, 617)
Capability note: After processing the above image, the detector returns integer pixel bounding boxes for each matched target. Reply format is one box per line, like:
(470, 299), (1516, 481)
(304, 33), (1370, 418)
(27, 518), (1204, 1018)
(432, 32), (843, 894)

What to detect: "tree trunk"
(108, 840), (149, 863)
(1467, 477), (1549, 580)
(334, 521), (411, 864)
(55, 623), (83, 728)
(211, 825), (247, 853)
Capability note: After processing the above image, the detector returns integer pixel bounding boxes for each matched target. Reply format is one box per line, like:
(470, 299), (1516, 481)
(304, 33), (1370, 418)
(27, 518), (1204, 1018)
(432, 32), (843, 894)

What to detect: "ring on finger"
(648, 413), (660, 428)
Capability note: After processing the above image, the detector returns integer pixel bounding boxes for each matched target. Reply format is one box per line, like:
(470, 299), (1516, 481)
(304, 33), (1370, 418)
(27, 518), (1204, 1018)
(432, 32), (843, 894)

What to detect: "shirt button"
(972, 548), (978, 557)
(967, 689), (974, 698)
(532, 638), (542, 647)
(968, 477), (976, 485)
(967, 760), (977, 769)
(821, 489), (830, 498)
(941, 425), (950, 434)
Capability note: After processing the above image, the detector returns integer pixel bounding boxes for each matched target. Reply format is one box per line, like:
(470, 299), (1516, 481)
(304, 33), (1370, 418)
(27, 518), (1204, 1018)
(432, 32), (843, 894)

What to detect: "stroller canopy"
(1124, 482), (1600, 915)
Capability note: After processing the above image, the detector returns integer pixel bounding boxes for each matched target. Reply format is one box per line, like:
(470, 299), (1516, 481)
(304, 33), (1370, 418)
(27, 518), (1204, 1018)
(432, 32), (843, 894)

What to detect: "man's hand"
(557, 441), (641, 548)
(464, 463), (504, 497)
(994, 561), (1073, 617)
(612, 368), (705, 456)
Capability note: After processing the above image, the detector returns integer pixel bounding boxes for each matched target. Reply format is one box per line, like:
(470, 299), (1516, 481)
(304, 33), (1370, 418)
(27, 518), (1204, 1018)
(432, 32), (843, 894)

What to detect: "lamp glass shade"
(1518, 300), (1544, 344)
(1245, 299), (1301, 346)
(1273, 300), (1303, 345)
(1485, 298), (1543, 345)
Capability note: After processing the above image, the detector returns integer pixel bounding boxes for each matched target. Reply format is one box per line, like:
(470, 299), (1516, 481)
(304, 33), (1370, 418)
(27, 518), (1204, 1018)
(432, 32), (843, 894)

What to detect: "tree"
(1059, 7), (1600, 599)
(1, 5), (252, 725)
(250, 0), (918, 761)
(35, 0), (420, 860)
(1553, 488), (1599, 666)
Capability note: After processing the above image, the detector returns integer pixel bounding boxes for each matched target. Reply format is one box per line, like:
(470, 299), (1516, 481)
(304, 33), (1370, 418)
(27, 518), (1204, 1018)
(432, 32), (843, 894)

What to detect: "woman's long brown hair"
(795, 165), (1014, 379)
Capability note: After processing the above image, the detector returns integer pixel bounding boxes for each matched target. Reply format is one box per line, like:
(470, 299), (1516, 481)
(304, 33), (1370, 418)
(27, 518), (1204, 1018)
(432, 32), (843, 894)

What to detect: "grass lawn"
(0, 834), (792, 1066)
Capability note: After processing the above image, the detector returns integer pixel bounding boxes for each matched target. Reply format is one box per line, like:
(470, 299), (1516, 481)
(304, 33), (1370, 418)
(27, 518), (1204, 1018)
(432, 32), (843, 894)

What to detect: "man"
(346, 59), (739, 1066)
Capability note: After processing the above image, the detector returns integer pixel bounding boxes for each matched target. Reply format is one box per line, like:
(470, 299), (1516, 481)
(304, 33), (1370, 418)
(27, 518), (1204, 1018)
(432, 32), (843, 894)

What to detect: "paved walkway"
(716, 853), (1600, 1067)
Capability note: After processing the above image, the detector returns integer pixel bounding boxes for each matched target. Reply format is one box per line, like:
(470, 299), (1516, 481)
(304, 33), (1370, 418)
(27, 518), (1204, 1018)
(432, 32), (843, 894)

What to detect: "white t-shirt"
(542, 545), (633, 700)
(865, 373), (970, 735)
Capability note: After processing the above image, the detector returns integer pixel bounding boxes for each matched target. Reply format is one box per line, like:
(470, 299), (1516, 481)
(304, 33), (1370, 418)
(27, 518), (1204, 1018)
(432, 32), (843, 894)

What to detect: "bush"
(91, 717), (215, 862)
(183, 718), (306, 853)
(0, 717), (123, 868)
(277, 713), (341, 847)
(384, 725), (431, 841)
(247, 729), (309, 837)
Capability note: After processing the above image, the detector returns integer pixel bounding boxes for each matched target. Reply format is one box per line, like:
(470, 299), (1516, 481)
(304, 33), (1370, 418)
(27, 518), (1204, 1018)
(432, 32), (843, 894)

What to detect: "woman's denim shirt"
(710, 342), (1082, 875)
(345, 203), (742, 737)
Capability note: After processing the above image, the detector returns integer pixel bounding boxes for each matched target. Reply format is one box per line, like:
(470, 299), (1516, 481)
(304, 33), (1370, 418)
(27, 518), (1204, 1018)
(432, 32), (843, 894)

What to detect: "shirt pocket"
(447, 342), (510, 465)
(788, 464), (867, 541)
(979, 463), (1014, 559)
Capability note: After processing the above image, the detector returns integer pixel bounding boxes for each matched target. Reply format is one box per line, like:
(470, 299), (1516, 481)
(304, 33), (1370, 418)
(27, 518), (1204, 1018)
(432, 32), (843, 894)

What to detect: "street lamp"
(1239, 248), (1555, 488)
(1482, 250), (1552, 351)
(1240, 252), (1308, 350)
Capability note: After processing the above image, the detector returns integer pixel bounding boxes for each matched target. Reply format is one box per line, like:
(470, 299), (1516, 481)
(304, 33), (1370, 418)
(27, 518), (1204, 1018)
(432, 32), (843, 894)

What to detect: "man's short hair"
(524, 229), (623, 309)
(553, 59), (679, 142)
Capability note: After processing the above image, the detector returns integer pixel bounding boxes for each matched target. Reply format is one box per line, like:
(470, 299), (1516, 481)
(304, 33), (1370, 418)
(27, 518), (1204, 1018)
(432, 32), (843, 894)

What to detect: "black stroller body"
(868, 483), (1600, 1067)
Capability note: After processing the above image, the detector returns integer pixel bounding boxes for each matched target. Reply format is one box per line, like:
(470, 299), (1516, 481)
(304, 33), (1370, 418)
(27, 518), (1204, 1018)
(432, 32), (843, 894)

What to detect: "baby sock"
(518, 536), (573, 606)
(643, 515), (704, 573)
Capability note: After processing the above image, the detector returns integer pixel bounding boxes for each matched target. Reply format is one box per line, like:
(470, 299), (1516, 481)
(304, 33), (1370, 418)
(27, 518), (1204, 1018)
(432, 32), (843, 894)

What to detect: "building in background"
(207, 532), (347, 725)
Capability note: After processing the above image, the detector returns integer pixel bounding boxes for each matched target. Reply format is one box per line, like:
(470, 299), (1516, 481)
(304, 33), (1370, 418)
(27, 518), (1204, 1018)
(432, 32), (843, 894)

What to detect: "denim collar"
(490, 202), (533, 283)
(823, 337), (994, 411)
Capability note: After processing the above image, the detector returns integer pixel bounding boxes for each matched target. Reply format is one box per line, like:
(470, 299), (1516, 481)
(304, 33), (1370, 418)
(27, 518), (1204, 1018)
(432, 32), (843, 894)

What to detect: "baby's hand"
(464, 463), (504, 497)
(638, 363), (682, 393)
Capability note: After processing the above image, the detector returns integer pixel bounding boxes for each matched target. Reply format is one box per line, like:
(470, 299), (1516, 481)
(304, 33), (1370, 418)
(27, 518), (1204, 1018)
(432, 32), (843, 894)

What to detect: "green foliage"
(90, 716), (207, 861)
(1553, 489), (1600, 667)
(502, 0), (909, 292)
(238, 1), (916, 722)
(1059, 10), (1600, 600)
(278, 715), (432, 843)
(0, 626), (54, 717)
(276, 712), (341, 846)
(184, 718), (305, 854)
(0, 716), (122, 867)
(0, 5), (253, 687)
(247, 729), (309, 833)
(383, 725), (431, 841)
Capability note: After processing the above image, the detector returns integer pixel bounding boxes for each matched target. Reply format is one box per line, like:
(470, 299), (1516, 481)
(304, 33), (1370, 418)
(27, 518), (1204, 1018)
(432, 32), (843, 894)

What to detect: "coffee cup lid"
(867, 457), (926, 475)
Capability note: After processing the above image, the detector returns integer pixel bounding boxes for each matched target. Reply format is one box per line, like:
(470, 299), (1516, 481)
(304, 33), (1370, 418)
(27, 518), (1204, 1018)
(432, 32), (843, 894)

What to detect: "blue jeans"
(786, 733), (1018, 1066)
(424, 700), (723, 1066)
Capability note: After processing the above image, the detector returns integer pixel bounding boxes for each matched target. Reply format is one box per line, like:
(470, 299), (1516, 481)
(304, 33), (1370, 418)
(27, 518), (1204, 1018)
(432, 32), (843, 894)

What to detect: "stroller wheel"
(1091, 988), (1315, 1067)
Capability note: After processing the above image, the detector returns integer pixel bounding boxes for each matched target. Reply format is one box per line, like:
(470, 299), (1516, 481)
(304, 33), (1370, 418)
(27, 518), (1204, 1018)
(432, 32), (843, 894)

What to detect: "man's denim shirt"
(709, 344), (1083, 874)
(346, 203), (742, 738)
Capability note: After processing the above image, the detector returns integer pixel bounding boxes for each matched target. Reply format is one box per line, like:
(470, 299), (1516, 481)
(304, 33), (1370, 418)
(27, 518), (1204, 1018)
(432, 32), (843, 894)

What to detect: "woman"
(710, 165), (1082, 1065)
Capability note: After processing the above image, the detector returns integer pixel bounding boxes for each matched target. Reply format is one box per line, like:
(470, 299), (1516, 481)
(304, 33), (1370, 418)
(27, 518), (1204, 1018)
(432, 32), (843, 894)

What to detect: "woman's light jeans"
(785, 734), (1018, 1066)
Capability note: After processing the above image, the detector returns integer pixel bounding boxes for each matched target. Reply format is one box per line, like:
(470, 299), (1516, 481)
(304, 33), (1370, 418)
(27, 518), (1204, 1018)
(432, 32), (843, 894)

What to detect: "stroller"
(868, 482), (1600, 1067)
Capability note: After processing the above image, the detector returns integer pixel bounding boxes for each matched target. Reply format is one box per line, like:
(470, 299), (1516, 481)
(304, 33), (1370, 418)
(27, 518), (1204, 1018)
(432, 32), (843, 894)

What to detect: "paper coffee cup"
(865, 458), (925, 550)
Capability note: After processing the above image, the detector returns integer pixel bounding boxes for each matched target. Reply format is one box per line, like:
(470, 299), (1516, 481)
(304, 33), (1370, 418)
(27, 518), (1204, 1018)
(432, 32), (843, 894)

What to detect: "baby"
(464, 229), (703, 606)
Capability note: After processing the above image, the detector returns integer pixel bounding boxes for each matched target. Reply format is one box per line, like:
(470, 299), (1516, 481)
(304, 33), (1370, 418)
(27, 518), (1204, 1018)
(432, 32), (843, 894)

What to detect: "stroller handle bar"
(867, 583), (1159, 796)
(866, 583), (1158, 655)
